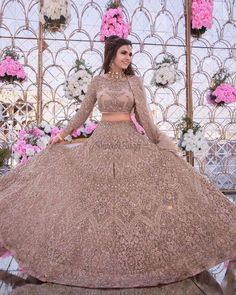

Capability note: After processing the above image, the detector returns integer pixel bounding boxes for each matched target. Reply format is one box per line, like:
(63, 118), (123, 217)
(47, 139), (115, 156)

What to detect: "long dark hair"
(102, 35), (135, 76)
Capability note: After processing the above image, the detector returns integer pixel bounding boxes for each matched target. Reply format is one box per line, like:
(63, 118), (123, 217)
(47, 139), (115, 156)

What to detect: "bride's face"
(112, 45), (133, 71)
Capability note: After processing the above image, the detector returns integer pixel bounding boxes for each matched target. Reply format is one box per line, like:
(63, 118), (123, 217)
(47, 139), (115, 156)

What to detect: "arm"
(133, 76), (178, 152)
(60, 77), (97, 138)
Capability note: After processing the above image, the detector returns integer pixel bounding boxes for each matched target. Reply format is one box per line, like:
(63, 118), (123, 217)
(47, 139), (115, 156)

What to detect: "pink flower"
(100, 7), (130, 41)
(19, 129), (27, 137)
(16, 142), (27, 154)
(191, 0), (213, 30)
(207, 83), (236, 105)
(0, 55), (27, 83)
(72, 128), (81, 137)
(84, 122), (97, 134)
(33, 145), (41, 153)
(33, 127), (44, 137)
(20, 155), (28, 165)
(13, 124), (60, 166)
(51, 127), (60, 137)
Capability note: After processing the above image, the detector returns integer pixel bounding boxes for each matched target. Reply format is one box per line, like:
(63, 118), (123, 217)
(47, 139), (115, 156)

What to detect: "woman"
(0, 36), (236, 289)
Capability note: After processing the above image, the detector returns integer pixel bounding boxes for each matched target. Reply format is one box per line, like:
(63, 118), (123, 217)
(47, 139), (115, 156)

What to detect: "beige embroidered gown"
(0, 75), (236, 288)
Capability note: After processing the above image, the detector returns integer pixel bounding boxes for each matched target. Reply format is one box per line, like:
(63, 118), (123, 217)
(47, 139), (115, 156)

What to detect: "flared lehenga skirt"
(0, 121), (236, 288)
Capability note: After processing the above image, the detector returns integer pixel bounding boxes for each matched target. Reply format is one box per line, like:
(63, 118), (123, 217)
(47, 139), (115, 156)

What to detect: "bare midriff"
(101, 112), (131, 122)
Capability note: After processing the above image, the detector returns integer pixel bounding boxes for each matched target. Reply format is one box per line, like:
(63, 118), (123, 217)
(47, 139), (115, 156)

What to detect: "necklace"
(107, 71), (126, 80)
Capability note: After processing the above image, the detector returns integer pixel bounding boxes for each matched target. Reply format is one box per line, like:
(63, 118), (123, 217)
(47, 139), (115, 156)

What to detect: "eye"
(121, 51), (132, 56)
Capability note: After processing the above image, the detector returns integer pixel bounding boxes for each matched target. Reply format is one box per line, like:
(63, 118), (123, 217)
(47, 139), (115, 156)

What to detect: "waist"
(101, 112), (131, 122)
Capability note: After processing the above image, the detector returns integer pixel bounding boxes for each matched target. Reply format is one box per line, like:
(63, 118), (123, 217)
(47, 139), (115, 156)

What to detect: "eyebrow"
(121, 50), (133, 55)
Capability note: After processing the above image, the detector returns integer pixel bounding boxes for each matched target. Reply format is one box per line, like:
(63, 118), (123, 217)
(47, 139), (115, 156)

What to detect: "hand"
(49, 134), (63, 146)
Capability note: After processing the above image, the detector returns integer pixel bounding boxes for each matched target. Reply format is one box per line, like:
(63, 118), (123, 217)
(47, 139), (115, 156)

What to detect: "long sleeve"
(132, 76), (159, 144)
(131, 76), (178, 153)
(63, 77), (97, 135)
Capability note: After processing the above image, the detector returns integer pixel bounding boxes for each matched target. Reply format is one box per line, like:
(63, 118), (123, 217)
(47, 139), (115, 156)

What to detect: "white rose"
(81, 84), (88, 93)
(26, 148), (35, 156)
(44, 125), (51, 134)
(13, 152), (21, 162)
(37, 136), (50, 148)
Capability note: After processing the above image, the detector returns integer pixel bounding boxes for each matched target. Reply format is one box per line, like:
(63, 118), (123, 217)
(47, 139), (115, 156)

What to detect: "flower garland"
(40, 0), (71, 33)
(100, 1), (130, 41)
(178, 116), (208, 154)
(12, 120), (98, 165)
(207, 69), (236, 106)
(0, 49), (27, 84)
(64, 59), (93, 103)
(151, 56), (180, 88)
(191, 0), (213, 37)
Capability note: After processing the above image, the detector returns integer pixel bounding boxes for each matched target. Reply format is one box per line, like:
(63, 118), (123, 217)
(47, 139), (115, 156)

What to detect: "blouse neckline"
(99, 74), (129, 82)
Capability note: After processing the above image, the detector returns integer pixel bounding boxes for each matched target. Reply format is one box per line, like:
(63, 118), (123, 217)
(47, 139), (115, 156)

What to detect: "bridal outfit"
(0, 75), (235, 288)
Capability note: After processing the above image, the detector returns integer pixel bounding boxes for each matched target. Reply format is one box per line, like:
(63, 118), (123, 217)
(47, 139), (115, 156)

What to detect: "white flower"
(180, 128), (209, 154)
(151, 62), (181, 87)
(13, 152), (21, 162)
(26, 148), (35, 157)
(44, 124), (51, 134)
(39, 121), (47, 128)
(64, 135), (72, 142)
(64, 69), (92, 102)
(39, 121), (51, 133)
(36, 135), (50, 148)
(40, 0), (71, 30)
(81, 84), (88, 93)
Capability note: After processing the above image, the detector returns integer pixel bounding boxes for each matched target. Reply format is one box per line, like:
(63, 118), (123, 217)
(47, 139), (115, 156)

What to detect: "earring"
(109, 61), (114, 69)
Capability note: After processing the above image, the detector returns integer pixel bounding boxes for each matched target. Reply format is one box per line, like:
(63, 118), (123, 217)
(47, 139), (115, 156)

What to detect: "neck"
(109, 68), (123, 74)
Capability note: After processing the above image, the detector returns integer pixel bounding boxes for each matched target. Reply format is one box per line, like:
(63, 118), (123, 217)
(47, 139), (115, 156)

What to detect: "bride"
(0, 35), (235, 289)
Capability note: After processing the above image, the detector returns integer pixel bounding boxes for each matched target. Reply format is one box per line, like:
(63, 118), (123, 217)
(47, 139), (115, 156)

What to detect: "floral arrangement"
(40, 0), (71, 32)
(207, 69), (236, 106)
(64, 59), (93, 103)
(0, 49), (27, 84)
(178, 116), (208, 154)
(100, 0), (130, 41)
(191, 0), (213, 37)
(12, 121), (98, 165)
(151, 56), (181, 88)
(70, 120), (98, 139)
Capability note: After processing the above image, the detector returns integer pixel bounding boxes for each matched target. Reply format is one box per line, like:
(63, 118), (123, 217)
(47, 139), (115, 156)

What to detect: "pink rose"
(51, 127), (60, 137)
(84, 122), (97, 134)
(72, 128), (81, 137)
